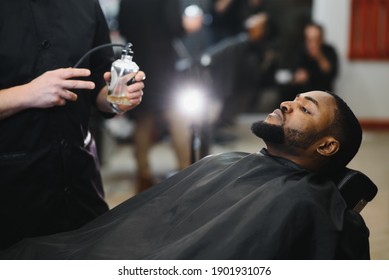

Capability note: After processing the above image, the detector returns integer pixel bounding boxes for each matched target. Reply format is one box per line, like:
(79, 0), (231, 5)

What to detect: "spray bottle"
(107, 43), (139, 105)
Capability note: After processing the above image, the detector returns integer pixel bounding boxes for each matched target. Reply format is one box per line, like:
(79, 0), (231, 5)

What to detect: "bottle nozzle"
(125, 43), (134, 56)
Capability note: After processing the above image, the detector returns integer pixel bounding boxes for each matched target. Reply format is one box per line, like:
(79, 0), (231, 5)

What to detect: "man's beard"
(251, 121), (319, 149)
(251, 121), (285, 144)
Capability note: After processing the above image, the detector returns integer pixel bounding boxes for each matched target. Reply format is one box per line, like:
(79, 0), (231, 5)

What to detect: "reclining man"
(1, 90), (370, 259)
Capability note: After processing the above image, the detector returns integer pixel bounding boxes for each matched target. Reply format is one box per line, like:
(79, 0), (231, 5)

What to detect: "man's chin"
(251, 121), (285, 144)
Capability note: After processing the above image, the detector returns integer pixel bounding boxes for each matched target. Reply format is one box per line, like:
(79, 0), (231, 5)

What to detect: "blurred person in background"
(283, 22), (338, 100)
(204, 0), (281, 144)
(204, 11), (277, 144)
(0, 0), (144, 249)
(118, 0), (203, 192)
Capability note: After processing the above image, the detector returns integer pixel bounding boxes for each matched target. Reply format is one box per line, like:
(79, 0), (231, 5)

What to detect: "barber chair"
(331, 168), (378, 213)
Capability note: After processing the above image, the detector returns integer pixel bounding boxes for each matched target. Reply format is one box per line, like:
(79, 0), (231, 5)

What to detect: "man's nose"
(280, 101), (293, 113)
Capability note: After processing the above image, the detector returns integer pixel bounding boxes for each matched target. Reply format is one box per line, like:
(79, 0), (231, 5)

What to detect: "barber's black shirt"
(0, 0), (114, 249)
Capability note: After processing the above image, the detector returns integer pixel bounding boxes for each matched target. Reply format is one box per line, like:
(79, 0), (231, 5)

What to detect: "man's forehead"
(298, 91), (334, 105)
(297, 93), (319, 107)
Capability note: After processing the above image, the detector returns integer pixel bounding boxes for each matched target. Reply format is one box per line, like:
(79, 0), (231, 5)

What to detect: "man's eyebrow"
(296, 93), (319, 107)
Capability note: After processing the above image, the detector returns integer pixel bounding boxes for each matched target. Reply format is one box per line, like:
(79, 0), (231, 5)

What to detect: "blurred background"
(97, 0), (389, 259)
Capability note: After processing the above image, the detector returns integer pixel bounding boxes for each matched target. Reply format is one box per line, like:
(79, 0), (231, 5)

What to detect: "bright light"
(176, 86), (206, 117)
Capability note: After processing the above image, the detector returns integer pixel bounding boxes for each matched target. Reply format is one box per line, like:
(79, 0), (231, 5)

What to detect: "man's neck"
(265, 144), (322, 172)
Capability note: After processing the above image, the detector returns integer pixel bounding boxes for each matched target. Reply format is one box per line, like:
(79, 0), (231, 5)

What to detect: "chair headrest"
(329, 168), (378, 212)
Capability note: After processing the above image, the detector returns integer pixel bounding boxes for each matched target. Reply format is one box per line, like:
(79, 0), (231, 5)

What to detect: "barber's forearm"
(96, 85), (114, 113)
(0, 85), (32, 120)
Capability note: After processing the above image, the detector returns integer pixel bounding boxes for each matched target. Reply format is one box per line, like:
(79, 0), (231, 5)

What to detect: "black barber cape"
(0, 150), (370, 259)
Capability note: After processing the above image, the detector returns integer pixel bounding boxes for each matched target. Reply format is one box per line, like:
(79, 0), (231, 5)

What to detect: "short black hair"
(326, 92), (362, 170)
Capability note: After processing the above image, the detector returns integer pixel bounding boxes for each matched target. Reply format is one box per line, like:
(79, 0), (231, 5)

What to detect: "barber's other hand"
(26, 68), (95, 108)
(103, 70), (145, 113)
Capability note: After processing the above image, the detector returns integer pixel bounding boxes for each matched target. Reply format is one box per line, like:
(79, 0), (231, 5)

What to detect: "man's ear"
(316, 137), (340, 157)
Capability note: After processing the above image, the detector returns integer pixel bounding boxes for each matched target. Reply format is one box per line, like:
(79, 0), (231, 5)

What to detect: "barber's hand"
(103, 70), (145, 113)
(26, 68), (95, 108)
